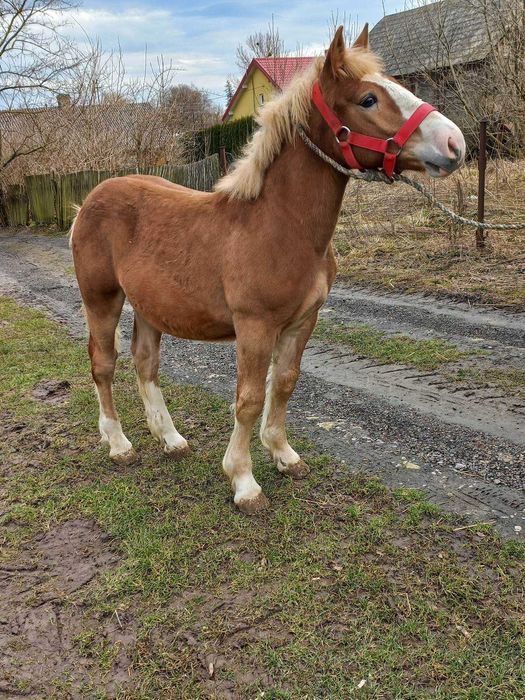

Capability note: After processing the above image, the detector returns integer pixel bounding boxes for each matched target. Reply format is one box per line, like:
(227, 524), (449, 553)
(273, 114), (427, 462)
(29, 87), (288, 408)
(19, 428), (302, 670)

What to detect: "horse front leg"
(260, 312), (318, 478)
(223, 319), (276, 514)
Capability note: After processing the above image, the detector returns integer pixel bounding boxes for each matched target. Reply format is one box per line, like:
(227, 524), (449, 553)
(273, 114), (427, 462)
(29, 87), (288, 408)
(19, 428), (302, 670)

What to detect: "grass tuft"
(450, 366), (525, 398)
(314, 318), (472, 370)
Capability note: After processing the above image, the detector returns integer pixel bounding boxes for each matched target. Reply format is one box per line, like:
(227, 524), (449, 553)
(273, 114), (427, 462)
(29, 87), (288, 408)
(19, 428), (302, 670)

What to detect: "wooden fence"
(3, 155), (221, 229)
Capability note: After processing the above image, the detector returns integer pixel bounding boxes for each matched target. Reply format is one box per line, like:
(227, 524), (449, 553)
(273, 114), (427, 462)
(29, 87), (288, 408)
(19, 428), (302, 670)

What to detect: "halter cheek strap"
(311, 80), (436, 178)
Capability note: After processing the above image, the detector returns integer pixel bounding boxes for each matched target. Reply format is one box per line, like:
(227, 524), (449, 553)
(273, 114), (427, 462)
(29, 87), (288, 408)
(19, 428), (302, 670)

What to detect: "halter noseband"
(311, 80), (436, 178)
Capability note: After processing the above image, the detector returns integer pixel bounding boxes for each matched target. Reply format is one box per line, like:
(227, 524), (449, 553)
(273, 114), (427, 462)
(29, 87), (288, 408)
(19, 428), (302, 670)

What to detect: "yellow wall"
(226, 67), (276, 121)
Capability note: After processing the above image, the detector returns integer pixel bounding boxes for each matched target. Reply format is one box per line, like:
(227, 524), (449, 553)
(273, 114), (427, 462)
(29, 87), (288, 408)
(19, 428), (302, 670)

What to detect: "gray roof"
(370, 0), (505, 76)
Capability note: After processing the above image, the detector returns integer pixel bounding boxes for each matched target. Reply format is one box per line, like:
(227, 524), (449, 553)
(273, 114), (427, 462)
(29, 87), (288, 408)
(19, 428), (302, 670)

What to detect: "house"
(222, 56), (315, 122)
(369, 0), (505, 114)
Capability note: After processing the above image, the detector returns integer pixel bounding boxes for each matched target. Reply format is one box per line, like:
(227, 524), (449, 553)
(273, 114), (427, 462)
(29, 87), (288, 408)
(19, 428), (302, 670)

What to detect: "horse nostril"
(448, 136), (461, 160)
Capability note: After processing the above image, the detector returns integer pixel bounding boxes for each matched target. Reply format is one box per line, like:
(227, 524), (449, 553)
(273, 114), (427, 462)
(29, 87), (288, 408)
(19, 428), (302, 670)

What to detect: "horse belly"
(121, 271), (235, 341)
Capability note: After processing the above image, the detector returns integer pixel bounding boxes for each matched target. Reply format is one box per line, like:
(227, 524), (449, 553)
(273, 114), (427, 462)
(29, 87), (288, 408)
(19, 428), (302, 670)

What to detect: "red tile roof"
(254, 56), (315, 90)
(222, 56), (315, 122)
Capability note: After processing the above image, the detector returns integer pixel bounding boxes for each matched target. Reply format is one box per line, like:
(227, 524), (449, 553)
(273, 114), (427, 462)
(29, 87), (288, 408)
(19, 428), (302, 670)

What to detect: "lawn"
(0, 296), (524, 699)
(313, 318), (525, 398)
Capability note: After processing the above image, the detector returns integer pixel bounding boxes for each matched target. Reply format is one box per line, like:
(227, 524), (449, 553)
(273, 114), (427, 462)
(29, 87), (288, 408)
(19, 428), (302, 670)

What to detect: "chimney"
(56, 93), (71, 109)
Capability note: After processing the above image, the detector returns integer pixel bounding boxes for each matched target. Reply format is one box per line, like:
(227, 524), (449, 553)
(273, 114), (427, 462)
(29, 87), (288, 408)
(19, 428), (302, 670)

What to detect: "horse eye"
(360, 94), (377, 109)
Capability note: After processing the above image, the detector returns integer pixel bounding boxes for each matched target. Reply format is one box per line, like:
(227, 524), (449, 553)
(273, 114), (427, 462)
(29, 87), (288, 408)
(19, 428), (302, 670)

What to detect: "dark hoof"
(282, 460), (310, 480)
(111, 448), (139, 466)
(164, 444), (191, 461)
(236, 492), (270, 515)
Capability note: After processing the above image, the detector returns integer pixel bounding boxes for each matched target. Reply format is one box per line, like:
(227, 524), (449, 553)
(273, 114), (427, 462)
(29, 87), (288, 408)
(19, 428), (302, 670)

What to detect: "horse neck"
(259, 135), (348, 253)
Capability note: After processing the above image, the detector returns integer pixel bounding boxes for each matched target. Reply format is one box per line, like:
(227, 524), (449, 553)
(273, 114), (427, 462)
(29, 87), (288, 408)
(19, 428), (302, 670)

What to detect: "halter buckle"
(386, 138), (403, 156)
(335, 126), (351, 143)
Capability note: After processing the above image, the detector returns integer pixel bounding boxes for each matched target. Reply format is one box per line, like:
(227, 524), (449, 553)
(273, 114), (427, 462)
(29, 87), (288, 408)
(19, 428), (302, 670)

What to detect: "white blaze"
(366, 74), (465, 175)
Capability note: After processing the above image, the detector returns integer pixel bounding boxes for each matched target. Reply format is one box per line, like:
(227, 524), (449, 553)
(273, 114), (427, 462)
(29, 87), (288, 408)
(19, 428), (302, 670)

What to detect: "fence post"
(0, 126), (6, 227)
(219, 145), (228, 176)
(476, 117), (488, 250)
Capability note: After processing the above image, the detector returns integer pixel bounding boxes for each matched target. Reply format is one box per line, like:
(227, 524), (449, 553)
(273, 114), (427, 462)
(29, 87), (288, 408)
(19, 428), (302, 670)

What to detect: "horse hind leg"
(131, 311), (189, 458)
(84, 291), (137, 465)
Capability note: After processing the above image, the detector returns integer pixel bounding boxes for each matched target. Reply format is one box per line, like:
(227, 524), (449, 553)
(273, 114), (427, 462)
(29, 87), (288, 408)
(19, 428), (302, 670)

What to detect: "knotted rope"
(297, 125), (525, 231)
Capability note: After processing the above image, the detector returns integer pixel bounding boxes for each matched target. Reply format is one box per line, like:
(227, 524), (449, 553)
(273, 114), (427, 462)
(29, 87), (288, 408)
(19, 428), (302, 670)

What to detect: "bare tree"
(380, 0), (525, 156)
(235, 16), (284, 72)
(327, 11), (359, 45)
(0, 0), (86, 109)
(0, 45), (191, 186)
(163, 83), (219, 132)
(0, 0), (89, 175)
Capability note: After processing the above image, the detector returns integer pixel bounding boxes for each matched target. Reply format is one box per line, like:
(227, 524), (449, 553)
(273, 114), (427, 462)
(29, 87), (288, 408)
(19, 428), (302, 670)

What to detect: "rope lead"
(297, 125), (525, 231)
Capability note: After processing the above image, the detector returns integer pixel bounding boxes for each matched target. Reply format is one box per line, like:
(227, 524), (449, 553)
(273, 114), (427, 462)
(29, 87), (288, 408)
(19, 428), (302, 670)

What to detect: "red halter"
(311, 80), (436, 178)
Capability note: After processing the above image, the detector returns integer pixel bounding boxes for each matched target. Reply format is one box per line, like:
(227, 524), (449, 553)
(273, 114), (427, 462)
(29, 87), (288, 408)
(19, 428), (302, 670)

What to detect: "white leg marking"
(261, 366), (301, 471)
(223, 418), (262, 504)
(95, 387), (132, 458)
(138, 379), (187, 453)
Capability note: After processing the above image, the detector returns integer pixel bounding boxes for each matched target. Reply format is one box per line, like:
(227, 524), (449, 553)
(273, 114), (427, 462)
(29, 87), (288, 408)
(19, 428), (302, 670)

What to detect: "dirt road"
(1, 229), (523, 536)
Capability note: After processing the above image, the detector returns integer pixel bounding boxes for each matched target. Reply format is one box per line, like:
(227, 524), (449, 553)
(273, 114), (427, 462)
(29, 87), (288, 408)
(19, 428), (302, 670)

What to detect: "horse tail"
(68, 203), (82, 248)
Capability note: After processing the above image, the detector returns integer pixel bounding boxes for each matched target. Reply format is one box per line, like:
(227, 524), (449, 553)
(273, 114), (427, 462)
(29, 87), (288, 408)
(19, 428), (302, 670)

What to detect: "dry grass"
(335, 159), (525, 309)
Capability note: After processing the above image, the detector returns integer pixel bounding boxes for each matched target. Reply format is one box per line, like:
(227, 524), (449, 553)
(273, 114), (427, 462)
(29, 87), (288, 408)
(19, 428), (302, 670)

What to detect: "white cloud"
(62, 0), (402, 106)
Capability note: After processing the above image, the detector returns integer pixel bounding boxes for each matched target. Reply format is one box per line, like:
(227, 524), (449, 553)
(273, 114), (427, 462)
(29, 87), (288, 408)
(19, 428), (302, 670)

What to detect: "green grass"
(313, 318), (473, 370)
(1, 296), (524, 699)
(450, 366), (525, 398)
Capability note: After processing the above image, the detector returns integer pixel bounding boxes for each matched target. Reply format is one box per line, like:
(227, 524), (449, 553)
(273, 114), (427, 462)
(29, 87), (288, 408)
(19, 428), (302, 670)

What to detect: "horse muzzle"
(424, 153), (463, 177)
(413, 117), (466, 178)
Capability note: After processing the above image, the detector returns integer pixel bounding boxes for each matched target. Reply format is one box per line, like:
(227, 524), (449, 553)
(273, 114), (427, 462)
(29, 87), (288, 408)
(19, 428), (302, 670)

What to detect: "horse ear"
(352, 23), (369, 50)
(325, 25), (346, 78)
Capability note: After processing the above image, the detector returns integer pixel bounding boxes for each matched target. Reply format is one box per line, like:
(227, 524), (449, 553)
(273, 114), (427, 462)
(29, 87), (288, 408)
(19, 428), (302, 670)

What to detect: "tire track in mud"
(302, 344), (524, 444)
(0, 230), (523, 537)
(327, 285), (525, 350)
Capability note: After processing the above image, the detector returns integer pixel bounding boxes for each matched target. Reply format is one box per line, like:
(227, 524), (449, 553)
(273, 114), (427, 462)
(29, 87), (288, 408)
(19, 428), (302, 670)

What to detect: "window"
(258, 93), (265, 106)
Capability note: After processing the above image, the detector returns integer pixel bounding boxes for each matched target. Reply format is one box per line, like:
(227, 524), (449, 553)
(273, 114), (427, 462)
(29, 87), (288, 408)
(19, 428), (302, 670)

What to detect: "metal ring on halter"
(385, 137), (403, 156)
(335, 126), (351, 143)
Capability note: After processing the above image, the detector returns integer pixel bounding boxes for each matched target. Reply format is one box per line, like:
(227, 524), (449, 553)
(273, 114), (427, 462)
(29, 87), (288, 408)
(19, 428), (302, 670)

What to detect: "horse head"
(312, 25), (465, 178)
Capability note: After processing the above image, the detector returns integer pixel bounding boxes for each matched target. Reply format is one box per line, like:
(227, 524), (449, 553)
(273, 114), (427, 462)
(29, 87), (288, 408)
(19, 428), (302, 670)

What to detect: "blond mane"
(215, 48), (382, 201)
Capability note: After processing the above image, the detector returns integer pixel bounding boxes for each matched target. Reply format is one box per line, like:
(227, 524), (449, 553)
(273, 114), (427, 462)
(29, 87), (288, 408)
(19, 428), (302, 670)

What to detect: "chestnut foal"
(72, 26), (465, 514)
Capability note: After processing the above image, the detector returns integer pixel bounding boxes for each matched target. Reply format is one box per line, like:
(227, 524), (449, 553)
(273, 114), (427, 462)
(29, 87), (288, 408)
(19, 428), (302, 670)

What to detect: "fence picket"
(4, 185), (28, 226)
(56, 170), (112, 229)
(6, 155), (220, 228)
(25, 174), (57, 225)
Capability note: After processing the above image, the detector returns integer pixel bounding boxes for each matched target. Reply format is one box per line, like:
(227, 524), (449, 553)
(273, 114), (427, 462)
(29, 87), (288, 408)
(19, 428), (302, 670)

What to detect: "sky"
(66, 0), (406, 108)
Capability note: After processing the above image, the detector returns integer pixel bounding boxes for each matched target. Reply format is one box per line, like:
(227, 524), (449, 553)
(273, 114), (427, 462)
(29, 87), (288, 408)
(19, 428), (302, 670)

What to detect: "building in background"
(369, 0), (510, 148)
(222, 57), (314, 122)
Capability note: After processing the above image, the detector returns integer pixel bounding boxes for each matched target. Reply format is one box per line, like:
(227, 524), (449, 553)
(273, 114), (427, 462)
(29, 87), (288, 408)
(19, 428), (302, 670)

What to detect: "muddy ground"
(0, 229), (524, 537)
(0, 518), (134, 698)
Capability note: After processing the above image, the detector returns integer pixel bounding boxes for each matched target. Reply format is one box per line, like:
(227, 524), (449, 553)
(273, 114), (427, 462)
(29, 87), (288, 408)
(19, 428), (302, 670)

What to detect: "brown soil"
(0, 520), (135, 698)
(30, 379), (71, 404)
